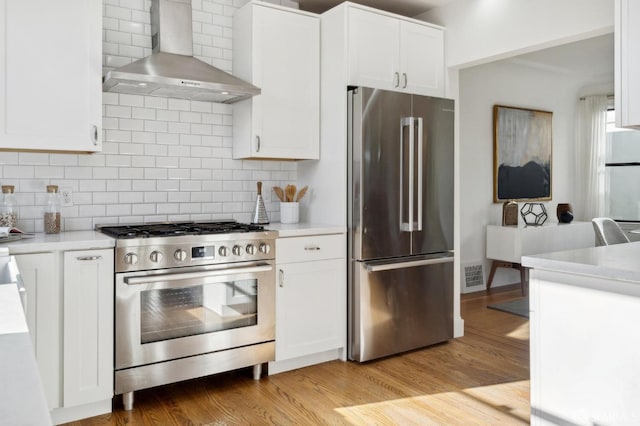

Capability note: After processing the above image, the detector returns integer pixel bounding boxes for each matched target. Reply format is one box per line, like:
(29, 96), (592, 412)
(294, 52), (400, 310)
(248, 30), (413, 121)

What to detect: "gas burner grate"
(97, 221), (265, 239)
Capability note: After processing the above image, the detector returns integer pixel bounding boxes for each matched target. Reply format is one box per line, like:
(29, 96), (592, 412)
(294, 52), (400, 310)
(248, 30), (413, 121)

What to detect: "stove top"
(97, 220), (265, 239)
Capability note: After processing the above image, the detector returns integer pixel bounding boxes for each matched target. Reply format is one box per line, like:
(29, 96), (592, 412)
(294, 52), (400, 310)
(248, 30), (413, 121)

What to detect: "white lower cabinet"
(270, 233), (346, 374)
(15, 252), (61, 410)
(63, 249), (113, 409)
(16, 248), (114, 424)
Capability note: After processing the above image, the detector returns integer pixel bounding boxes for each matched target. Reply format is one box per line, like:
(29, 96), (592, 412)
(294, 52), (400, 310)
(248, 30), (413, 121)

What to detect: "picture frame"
(493, 105), (553, 202)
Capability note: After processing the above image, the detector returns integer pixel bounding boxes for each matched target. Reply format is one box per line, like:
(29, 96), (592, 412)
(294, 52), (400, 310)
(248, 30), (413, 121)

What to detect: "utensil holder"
(280, 202), (299, 224)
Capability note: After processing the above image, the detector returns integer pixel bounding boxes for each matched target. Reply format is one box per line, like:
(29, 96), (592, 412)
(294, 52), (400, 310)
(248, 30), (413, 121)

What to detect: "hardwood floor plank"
(65, 287), (529, 425)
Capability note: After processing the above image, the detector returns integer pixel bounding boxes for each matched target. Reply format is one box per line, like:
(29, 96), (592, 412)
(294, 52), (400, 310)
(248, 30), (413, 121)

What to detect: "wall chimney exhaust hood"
(102, 0), (260, 104)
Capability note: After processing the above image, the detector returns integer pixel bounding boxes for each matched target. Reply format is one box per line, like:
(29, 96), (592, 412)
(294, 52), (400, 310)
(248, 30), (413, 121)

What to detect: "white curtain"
(575, 95), (610, 221)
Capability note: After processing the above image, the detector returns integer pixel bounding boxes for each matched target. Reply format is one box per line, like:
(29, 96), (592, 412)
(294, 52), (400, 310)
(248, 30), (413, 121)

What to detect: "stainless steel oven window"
(139, 278), (259, 344)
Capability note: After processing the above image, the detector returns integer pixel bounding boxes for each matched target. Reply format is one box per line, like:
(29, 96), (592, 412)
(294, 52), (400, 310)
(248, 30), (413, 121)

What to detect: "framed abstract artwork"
(493, 105), (553, 202)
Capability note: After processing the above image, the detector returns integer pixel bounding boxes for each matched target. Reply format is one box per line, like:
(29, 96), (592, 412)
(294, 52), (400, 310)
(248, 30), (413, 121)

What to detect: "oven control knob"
(150, 251), (164, 263)
(259, 242), (271, 254)
(245, 244), (256, 255)
(174, 249), (187, 262)
(232, 245), (244, 256)
(218, 246), (230, 257)
(124, 252), (138, 265)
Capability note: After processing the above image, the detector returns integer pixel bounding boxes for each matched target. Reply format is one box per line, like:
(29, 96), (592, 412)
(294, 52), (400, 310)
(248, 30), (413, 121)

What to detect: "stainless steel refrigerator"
(348, 87), (454, 362)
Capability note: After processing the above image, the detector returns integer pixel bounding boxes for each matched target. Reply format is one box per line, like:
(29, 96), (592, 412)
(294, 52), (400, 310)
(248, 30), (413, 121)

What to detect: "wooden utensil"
(285, 184), (296, 202)
(273, 186), (285, 202)
(295, 185), (308, 202)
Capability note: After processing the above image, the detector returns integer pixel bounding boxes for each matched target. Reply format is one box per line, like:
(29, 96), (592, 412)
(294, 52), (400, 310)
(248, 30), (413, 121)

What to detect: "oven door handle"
(124, 264), (273, 285)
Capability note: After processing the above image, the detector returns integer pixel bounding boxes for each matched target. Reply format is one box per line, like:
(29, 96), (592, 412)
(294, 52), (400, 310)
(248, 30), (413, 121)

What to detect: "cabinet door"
(616, 0), (640, 128)
(399, 21), (444, 97)
(347, 7), (399, 90)
(275, 258), (346, 361)
(63, 249), (113, 407)
(234, 5), (319, 160)
(0, 0), (101, 152)
(15, 252), (61, 410)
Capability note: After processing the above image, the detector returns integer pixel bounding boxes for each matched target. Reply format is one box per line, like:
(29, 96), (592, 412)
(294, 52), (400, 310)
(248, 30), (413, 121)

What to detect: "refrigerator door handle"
(400, 117), (414, 232)
(416, 117), (424, 231)
(365, 254), (454, 272)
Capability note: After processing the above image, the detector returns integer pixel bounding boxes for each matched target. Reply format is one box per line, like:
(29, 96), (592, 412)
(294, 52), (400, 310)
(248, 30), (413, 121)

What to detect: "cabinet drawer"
(276, 234), (346, 263)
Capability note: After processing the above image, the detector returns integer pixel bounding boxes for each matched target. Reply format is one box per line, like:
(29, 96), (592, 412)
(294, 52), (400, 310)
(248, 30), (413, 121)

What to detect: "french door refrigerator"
(348, 86), (454, 362)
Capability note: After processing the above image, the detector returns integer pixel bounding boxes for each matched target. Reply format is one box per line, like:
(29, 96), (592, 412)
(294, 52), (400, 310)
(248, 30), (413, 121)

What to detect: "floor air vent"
(464, 264), (484, 290)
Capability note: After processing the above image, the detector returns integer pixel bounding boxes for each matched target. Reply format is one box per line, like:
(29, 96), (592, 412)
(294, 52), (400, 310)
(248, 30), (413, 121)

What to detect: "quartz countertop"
(266, 222), (346, 237)
(0, 283), (52, 425)
(1, 231), (115, 254)
(522, 241), (640, 283)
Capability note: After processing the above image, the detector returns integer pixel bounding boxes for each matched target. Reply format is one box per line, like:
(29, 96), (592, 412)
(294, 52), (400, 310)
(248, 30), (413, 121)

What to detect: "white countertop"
(266, 222), (346, 237)
(522, 241), (640, 283)
(0, 283), (52, 425)
(1, 231), (115, 254)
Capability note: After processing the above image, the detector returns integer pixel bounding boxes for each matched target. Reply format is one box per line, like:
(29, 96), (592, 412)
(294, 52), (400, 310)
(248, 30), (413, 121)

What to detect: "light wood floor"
(66, 285), (529, 425)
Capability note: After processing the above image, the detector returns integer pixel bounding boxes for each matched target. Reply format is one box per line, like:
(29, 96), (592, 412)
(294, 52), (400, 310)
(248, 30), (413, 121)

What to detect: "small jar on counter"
(0, 185), (17, 227)
(44, 185), (61, 234)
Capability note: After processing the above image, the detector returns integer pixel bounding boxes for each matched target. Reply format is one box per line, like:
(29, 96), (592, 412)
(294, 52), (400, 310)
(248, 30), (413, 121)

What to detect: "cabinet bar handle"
(92, 125), (98, 146)
(279, 268), (284, 287)
(394, 72), (400, 88)
(256, 135), (261, 152)
(304, 246), (321, 251)
(402, 73), (408, 88)
(77, 255), (102, 261)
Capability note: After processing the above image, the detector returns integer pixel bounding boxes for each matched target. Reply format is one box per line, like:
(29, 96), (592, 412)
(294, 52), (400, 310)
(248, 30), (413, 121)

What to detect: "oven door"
(115, 260), (275, 370)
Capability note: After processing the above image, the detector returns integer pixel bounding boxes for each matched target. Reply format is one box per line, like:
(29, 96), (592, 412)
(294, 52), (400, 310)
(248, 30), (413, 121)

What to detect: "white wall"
(416, 0), (615, 294)
(419, 0), (613, 69)
(459, 58), (610, 290)
(0, 0), (300, 233)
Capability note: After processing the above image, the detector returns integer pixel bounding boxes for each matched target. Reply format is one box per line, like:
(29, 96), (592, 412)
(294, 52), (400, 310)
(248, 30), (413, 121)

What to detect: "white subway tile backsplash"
(144, 120), (168, 133)
(179, 134), (203, 146)
(65, 167), (93, 180)
(132, 131), (157, 144)
(168, 122), (191, 134)
(119, 168), (144, 179)
(131, 156), (155, 167)
(34, 167), (64, 179)
(168, 169), (190, 180)
(132, 180), (157, 191)
(105, 4), (131, 20)
(191, 124), (213, 135)
(144, 192), (167, 203)
(156, 133), (180, 145)
(106, 129), (132, 142)
(93, 192), (118, 204)
(119, 94), (145, 107)
(157, 110), (180, 122)
(0, 0), (297, 231)
(131, 36), (152, 52)
(106, 105), (132, 118)
(168, 192), (191, 203)
(19, 153), (49, 166)
(191, 101), (212, 113)
(132, 204), (156, 215)
(132, 107), (156, 120)
(168, 99), (191, 111)
(144, 168), (168, 179)
(119, 143), (145, 155)
(119, 20), (145, 35)
(144, 97), (168, 109)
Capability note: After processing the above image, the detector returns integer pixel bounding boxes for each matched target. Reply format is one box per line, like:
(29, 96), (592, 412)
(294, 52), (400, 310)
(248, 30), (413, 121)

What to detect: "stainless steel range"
(97, 220), (277, 411)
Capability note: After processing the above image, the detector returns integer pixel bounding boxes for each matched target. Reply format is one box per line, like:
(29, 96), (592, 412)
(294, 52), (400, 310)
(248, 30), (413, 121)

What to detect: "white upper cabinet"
(0, 0), (102, 152)
(347, 6), (444, 97)
(233, 2), (320, 160)
(615, 0), (640, 129)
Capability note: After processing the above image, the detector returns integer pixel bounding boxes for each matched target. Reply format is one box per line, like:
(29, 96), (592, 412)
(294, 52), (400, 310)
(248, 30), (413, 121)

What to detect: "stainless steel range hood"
(102, 0), (260, 104)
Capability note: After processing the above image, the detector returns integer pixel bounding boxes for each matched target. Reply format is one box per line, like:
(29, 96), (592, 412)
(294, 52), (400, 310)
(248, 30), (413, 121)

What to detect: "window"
(604, 109), (640, 221)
